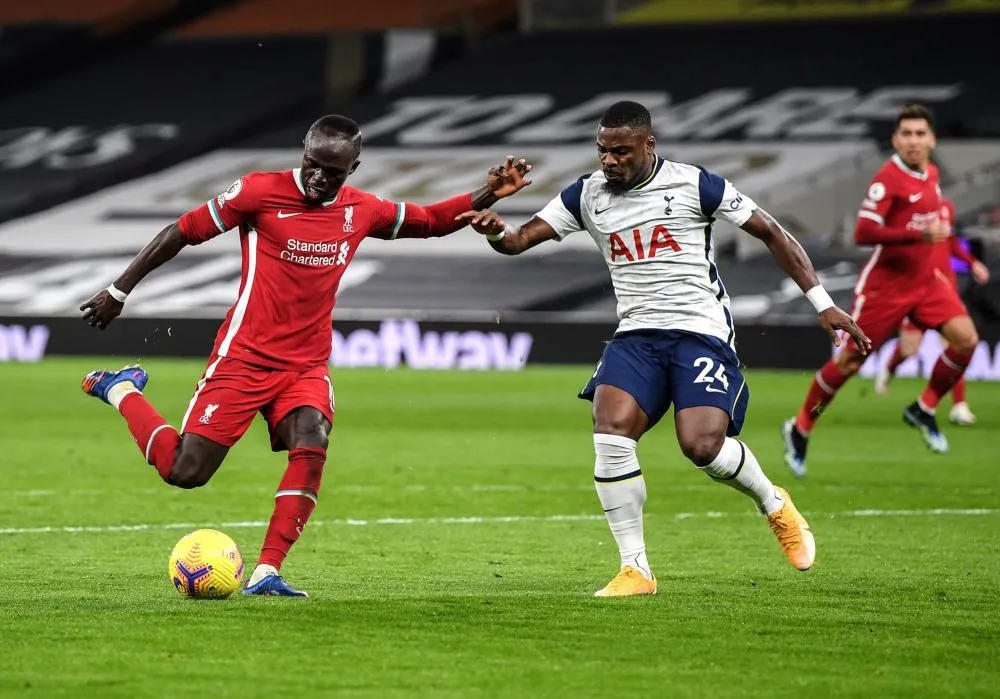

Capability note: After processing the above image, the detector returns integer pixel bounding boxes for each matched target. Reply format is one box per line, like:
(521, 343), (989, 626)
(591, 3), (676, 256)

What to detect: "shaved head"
(305, 114), (362, 157)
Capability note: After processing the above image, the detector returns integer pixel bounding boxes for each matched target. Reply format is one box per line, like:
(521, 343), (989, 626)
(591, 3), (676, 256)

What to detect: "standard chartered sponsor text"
(281, 239), (349, 266)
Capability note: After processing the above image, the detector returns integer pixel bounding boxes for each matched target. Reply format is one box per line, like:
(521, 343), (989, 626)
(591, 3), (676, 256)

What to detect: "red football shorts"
(846, 269), (968, 352)
(899, 267), (959, 335)
(180, 355), (335, 451)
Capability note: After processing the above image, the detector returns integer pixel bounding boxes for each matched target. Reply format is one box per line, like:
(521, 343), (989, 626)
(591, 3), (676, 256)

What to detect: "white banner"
(0, 142), (879, 257)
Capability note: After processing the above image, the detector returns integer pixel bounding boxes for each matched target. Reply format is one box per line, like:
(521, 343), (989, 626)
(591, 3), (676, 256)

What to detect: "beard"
(602, 178), (630, 196)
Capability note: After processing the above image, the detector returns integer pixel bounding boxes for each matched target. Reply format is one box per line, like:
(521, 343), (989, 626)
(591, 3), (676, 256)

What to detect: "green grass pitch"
(0, 359), (997, 698)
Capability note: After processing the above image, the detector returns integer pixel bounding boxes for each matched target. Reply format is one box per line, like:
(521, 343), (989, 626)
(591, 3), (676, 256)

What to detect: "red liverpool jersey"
(928, 198), (974, 282)
(178, 169), (472, 371)
(854, 154), (943, 294)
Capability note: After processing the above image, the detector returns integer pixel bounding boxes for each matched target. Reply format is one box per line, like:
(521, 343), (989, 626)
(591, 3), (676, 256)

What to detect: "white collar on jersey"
(292, 168), (339, 206)
(890, 153), (929, 181)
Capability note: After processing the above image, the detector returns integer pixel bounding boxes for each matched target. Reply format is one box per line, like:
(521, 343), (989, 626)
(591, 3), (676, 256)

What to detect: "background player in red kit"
(875, 197), (990, 425)
(79, 115), (533, 596)
(782, 104), (980, 477)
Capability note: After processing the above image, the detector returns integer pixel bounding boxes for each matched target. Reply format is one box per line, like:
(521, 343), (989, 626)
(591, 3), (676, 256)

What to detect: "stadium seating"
(0, 9), (996, 361)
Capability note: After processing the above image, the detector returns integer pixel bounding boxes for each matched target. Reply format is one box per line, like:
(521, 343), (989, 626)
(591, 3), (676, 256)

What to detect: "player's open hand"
(486, 155), (533, 199)
(819, 306), (871, 355)
(971, 260), (990, 285)
(80, 289), (124, 330)
(456, 210), (506, 237)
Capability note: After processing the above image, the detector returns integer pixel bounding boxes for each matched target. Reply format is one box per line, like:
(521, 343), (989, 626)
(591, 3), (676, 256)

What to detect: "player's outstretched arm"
(379, 156), (533, 240)
(455, 210), (559, 256)
(742, 209), (872, 354)
(80, 223), (188, 329)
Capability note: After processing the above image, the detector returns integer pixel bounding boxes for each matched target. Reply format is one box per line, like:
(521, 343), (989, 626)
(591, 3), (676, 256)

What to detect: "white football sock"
(247, 564), (278, 586)
(698, 437), (784, 516)
(107, 381), (140, 411)
(593, 433), (652, 580)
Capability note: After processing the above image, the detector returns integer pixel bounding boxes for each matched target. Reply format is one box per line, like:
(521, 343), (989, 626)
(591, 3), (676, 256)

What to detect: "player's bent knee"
(836, 350), (864, 375)
(290, 409), (330, 449)
(953, 330), (979, 355)
(679, 432), (726, 468)
(168, 451), (214, 489)
(593, 416), (641, 439)
(168, 462), (212, 489)
(299, 425), (329, 449)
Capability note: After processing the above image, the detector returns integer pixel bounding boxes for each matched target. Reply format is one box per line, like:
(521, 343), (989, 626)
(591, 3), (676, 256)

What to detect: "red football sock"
(920, 348), (972, 410)
(951, 377), (967, 404)
(886, 343), (907, 375)
(118, 392), (179, 482)
(795, 359), (851, 434)
(257, 446), (326, 571)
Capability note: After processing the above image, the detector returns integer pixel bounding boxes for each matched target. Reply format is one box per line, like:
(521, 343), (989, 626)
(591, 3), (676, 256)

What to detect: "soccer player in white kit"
(459, 101), (871, 597)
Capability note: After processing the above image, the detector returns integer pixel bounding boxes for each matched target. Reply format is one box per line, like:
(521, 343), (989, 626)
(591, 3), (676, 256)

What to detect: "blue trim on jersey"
(560, 174), (591, 228)
(697, 167), (725, 218)
(722, 305), (735, 346)
(703, 225), (725, 302)
(703, 224), (735, 345)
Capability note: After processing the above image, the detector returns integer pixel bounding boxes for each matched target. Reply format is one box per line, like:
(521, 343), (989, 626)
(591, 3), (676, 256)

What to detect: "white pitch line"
(0, 514), (606, 535)
(6, 483), (998, 498)
(839, 508), (997, 517)
(7, 484), (997, 499)
(0, 508), (996, 536)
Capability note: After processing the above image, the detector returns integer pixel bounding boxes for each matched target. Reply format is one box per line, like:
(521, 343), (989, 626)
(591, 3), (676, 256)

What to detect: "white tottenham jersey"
(536, 154), (757, 347)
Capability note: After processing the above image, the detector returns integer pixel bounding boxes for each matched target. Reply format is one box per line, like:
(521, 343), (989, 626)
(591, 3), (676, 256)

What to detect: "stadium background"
(1, 2), (999, 698)
(1, 0), (999, 378)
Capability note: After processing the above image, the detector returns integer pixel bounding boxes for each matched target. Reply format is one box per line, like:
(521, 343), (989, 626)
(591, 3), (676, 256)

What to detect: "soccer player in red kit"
(79, 115), (533, 596)
(875, 197), (990, 425)
(783, 104), (981, 477)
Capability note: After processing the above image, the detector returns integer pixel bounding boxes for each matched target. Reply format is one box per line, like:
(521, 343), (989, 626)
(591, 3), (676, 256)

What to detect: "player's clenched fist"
(921, 219), (950, 244)
(971, 260), (990, 285)
(486, 156), (533, 199)
(80, 289), (124, 330)
(819, 307), (872, 355)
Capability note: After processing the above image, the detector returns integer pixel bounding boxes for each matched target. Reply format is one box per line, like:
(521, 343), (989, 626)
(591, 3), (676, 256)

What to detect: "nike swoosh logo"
(704, 387), (727, 394)
(277, 210), (302, 218)
(909, 193), (922, 203)
(594, 206), (611, 215)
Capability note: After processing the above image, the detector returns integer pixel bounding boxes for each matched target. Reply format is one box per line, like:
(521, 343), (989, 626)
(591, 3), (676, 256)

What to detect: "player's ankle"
(107, 381), (140, 410)
(248, 563), (279, 586)
(794, 416), (811, 436)
(760, 487), (785, 517)
(621, 551), (652, 580)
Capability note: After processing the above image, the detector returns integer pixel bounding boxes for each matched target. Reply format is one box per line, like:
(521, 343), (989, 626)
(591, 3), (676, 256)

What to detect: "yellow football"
(168, 528), (245, 599)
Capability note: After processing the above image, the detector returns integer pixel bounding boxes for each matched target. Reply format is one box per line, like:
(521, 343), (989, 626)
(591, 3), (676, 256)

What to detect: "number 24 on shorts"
(693, 357), (729, 394)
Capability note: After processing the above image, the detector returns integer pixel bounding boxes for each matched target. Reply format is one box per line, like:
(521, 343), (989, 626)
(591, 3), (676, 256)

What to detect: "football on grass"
(168, 528), (245, 599)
